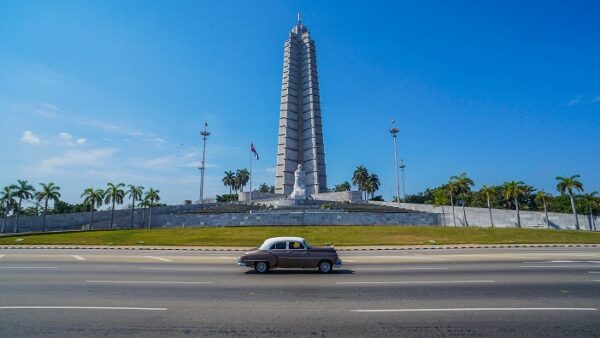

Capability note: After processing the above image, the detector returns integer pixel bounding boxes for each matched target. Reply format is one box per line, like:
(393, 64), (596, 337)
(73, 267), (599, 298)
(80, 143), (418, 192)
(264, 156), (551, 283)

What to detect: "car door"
(278, 241), (311, 268)
(268, 241), (288, 268)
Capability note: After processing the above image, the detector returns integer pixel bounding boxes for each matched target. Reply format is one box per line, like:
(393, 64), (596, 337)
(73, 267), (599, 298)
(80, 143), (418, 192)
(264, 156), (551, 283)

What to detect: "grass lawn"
(1, 226), (600, 246)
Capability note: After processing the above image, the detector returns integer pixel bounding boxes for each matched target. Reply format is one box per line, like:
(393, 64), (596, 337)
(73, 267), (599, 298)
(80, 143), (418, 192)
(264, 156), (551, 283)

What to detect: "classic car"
(237, 236), (343, 273)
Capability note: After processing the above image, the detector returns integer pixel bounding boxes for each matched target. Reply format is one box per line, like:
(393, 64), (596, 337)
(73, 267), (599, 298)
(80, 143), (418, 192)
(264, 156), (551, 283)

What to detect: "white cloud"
(76, 138), (87, 145)
(59, 132), (73, 141)
(39, 148), (117, 172)
(567, 95), (583, 106)
(21, 130), (41, 144)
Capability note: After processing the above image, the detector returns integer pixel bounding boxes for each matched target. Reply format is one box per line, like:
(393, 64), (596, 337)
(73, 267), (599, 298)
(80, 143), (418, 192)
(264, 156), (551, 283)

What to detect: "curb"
(0, 244), (598, 252)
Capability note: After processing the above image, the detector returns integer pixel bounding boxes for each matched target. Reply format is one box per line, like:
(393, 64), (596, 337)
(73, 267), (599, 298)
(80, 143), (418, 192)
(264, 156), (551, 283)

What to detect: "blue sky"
(1, 0), (599, 206)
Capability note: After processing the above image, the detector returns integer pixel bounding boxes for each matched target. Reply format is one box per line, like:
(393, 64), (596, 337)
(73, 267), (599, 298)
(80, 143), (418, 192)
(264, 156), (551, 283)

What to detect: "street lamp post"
(199, 123), (210, 204)
(390, 120), (401, 205)
(399, 158), (406, 200)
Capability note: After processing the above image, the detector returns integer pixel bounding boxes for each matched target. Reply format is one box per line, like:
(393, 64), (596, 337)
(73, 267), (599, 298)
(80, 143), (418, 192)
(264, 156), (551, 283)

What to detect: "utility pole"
(399, 158), (406, 200)
(390, 120), (401, 204)
(199, 123), (210, 204)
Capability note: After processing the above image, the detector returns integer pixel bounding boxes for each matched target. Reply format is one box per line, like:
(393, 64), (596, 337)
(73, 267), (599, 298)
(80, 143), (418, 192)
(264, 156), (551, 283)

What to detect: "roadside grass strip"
(352, 307), (597, 313)
(2, 226), (600, 246)
(0, 306), (166, 311)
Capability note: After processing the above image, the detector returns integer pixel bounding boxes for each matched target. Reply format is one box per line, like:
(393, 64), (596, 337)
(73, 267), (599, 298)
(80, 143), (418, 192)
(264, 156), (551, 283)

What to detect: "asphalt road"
(1, 247), (599, 337)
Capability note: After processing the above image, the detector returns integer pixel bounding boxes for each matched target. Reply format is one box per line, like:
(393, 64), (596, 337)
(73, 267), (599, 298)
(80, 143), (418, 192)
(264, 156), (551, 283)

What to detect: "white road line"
(336, 280), (495, 285)
(0, 254), (4, 259)
(352, 307), (597, 313)
(520, 265), (600, 268)
(71, 255), (86, 261)
(86, 280), (212, 285)
(141, 267), (231, 271)
(369, 256), (447, 261)
(0, 266), (57, 269)
(355, 267), (449, 271)
(0, 306), (166, 311)
(587, 271), (600, 274)
(144, 256), (173, 262)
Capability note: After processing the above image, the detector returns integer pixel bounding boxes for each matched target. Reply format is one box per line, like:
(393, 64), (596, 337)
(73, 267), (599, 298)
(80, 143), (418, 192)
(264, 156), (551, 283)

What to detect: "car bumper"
(334, 258), (343, 268)
(237, 257), (250, 267)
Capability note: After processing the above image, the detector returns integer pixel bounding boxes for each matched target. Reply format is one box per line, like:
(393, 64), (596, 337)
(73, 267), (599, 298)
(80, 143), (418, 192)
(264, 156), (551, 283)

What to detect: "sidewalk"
(0, 243), (598, 251)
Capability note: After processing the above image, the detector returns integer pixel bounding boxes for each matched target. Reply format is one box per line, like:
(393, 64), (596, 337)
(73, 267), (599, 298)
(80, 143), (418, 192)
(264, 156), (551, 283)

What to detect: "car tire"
(317, 260), (332, 273)
(254, 261), (269, 273)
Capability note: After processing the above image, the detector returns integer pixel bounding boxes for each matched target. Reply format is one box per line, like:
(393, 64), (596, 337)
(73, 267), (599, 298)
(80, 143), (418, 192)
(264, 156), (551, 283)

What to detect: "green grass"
(1, 226), (600, 246)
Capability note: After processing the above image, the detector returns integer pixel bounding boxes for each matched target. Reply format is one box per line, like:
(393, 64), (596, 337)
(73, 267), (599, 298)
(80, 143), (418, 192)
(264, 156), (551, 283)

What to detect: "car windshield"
(303, 240), (311, 249)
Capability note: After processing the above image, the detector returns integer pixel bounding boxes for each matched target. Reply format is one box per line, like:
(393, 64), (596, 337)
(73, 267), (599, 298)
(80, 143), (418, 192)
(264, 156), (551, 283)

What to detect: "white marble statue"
(289, 164), (307, 200)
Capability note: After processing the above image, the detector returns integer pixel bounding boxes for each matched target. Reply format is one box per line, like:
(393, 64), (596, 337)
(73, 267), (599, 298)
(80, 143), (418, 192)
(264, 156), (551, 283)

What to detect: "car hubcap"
(320, 262), (331, 272)
(256, 262), (267, 272)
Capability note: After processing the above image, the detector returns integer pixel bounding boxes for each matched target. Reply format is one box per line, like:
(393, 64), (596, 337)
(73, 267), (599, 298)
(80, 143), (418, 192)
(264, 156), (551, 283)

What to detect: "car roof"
(259, 237), (305, 250)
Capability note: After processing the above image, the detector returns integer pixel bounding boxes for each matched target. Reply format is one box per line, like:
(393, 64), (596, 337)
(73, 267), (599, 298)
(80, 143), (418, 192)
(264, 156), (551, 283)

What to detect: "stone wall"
(311, 191), (363, 203)
(373, 202), (598, 231)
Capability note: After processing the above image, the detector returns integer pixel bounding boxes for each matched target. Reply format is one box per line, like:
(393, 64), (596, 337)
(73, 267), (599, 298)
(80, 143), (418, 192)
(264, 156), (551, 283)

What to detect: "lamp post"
(199, 123), (210, 204)
(390, 120), (401, 205)
(399, 158), (406, 200)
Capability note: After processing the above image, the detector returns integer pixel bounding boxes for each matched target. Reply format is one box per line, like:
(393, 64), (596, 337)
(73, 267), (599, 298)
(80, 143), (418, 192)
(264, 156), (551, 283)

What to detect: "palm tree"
(236, 169), (250, 192)
(145, 188), (160, 228)
(35, 182), (61, 232)
(127, 185), (144, 229)
(364, 174), (381, 199)
(333, 181), (351, 192)
(582, 192), (598, 231)
(258, 183), (270, 193)
(503, 181), (528, 228)
(433, 186), (449, 227)
(104, 182), (125, 229)
(1, 185), (16, 233)
(81, 187), (104, 230)
(139, 197), (151, 229)
(11, 180), (35, 233)
(556, 175), (584, 230)
(222, 171), (236, 194)
(444, 182), (458, 226)
(535, 190), (552, 229)
(352, 166), (369, 200)
(450, 173), (474, 227)
(479, 185), (496, 227)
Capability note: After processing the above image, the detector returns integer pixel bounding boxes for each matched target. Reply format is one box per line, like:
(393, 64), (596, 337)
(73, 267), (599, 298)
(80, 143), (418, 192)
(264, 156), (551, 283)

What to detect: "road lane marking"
(141, 267), (232, 271)
(368, 256), (447, 261)
(520, 265), (600, 268)
(144, 256), (173, 262)
(0, 266), (57, 269)
(588, 271), (600, 274)
(0, 254), (4, 259)
(352, 307), (597, 313)
(86, 280), (212, 285)
(71, 255), (86, 261)
(354, 267), (449, 271)
(0, 306), (166, 311)
(336, 280), (495, 285)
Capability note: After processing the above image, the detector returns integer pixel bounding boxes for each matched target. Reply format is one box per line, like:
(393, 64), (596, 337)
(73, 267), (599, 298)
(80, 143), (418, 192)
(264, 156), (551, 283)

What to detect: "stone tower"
(275, 15), (327, 196)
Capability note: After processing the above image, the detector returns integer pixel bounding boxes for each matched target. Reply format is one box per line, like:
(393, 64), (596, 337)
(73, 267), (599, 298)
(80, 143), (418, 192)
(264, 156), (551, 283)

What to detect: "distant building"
(275, 15), (327, 196)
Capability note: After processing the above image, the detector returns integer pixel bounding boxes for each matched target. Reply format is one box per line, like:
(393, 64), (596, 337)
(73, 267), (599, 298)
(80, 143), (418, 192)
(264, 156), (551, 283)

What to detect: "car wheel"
(254, 261), (269, 273)
(317, 260), (332, 273)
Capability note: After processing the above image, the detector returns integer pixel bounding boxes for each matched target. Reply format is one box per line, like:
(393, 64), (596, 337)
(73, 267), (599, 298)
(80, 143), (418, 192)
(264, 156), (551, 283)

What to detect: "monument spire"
(297, 12), (301, 25)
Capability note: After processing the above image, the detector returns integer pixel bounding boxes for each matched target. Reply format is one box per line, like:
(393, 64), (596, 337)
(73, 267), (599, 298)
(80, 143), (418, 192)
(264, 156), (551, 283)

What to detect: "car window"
(289, 241), (305, 250)
(270, 242), (287, 250)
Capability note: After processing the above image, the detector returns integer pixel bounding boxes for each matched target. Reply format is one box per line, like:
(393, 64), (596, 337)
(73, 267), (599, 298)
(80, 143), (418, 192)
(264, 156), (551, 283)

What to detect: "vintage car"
(237, 236), (343, 273)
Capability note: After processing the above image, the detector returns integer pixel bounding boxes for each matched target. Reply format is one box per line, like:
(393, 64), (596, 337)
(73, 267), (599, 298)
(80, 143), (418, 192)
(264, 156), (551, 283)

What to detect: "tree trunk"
(461, 200), (468, 227)
(589, 207), (594, 232)
(110, 199), (115, 229)
(450, 193), (456, 227)
(569, 192), (579, 230)
(543, 198), (549, 229)
(130, 198), (135, 229)
(15, 198), (22, 233)
(515, 197), (521, 228)
(2, 214), (6, 233)
(41, 198), (48, 232)
(441, 205), (446, 227)
(148, 205), (153, 229)
(88, 203), (94, 231)
(487, 196), (494, 227)
(141, 207), (145, 229)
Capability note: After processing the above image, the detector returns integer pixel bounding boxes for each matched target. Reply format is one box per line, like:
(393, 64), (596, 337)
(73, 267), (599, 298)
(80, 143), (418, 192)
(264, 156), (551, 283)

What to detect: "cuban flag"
(250, 143), (259, 160)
